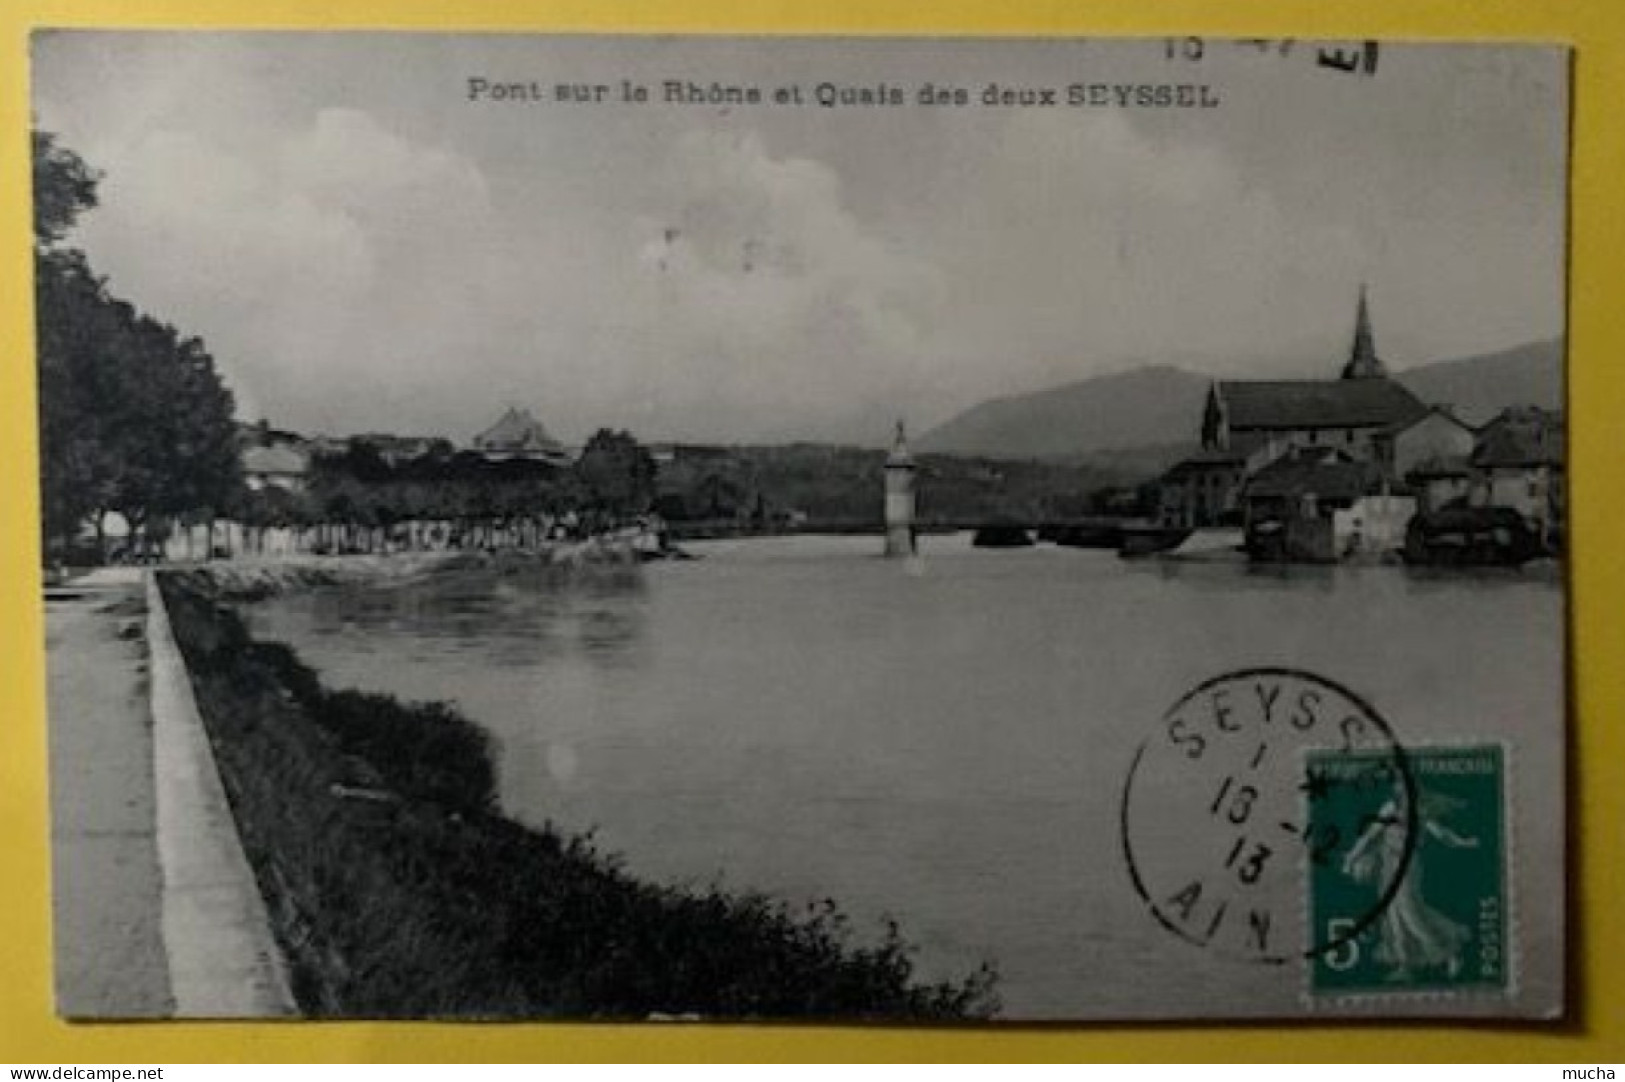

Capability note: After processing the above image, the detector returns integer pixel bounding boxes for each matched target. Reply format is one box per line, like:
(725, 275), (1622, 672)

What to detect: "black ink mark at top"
(1318, 42), (1380, 77)
(1163, 37), (1378, 79)
(1239, 39), (1295, 57)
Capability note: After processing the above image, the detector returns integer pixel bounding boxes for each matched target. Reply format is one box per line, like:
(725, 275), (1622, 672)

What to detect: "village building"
(473, 407), (573, 466)
(1373, 404), (1477, 479)
(1160, 287), (1427, 531)
(238, 421), (312, 492)
(1153, 286), (1564, 563)
(1241, 447), (1415, 562)
(1468, 406), (1565, 549)
(241, 444), (310, 492)
(1157, 448), (1252, 529)
(1405, 454), (1476, 515)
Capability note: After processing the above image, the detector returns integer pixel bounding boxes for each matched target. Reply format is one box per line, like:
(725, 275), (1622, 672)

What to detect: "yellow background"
(0, 0), (1619, 1064)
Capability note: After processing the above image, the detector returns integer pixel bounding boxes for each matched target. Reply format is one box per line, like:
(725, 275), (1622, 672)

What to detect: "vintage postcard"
(31, 32), (1568, 1021)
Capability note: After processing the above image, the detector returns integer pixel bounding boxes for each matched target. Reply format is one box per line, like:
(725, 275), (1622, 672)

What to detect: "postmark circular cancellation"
(1119, 667), (1419, 966)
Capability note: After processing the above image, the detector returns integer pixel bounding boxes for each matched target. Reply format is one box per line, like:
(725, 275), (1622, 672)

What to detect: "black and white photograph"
(32, 32), (1568, 1022)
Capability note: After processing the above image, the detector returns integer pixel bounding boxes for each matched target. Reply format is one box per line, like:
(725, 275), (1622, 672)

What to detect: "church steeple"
(1341, 284), (1388, 380)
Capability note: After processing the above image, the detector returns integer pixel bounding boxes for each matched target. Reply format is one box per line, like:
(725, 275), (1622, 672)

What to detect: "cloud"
(75, 107), (522, 433)
(39, 35), (1565, 445)
(616, 130), (947, 439)
(69, 105), (952, 444)
(496, 128), (950, 444)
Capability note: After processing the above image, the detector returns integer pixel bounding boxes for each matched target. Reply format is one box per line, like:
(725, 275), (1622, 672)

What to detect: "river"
(243, 534), (1565, 1019)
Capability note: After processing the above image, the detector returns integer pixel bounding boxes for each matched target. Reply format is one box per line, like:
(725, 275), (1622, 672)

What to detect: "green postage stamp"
(1307, 744), (1508, 997)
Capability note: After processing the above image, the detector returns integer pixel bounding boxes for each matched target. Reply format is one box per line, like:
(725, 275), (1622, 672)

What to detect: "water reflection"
(276, 562), (650, 671)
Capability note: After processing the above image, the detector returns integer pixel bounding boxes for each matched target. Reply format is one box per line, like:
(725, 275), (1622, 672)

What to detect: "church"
(1158, 288), (1430, 531)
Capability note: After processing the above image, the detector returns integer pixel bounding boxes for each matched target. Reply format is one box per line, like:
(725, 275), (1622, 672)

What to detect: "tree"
(36, 255), (120, 548)
(574, 429), (658, 523)
(104, 314), (241, 538)
(34, 130), (243, 559)
(34, 133), (105, 550)
(33, 130), (99, 249)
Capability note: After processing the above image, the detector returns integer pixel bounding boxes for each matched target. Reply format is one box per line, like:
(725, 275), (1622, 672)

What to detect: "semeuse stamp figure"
(1310, 745), (1508, 996)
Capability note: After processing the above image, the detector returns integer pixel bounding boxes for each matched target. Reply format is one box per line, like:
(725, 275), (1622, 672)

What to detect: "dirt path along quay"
(45, 569), (173, 1018)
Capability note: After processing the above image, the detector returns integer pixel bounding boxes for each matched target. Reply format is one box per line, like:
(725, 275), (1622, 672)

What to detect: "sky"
(31, 33), (1569, 446)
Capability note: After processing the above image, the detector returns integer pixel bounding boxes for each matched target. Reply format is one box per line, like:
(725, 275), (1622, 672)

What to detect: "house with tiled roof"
(242, 443), (310, 493)
(1156, 440), (1269, 529)
(1374, 404), (1476, 481)
(1468, 406), (1565, 547)
(1240, 446), (1414, 562)
(1405, 451), (1477, 515)
(1472, 406), (1565, 470)
(237, 420), (312, 492)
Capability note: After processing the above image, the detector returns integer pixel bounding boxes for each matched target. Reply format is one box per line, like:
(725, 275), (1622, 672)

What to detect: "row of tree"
(35, 130), (666, 562)
(33, 127), (1151, 561)
(650, 443), (1160, 529)
(239, 430), (660, 537)
(35, 131), (242, 560)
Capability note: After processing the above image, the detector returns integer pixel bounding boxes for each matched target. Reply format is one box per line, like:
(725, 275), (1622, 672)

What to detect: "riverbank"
(174, 551), (485, 600)
(156, 570), (996, 1019)
(160, 535), (665, 602)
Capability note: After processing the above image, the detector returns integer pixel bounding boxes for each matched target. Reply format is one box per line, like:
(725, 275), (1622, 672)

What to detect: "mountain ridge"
(915, 337), (1563, 461)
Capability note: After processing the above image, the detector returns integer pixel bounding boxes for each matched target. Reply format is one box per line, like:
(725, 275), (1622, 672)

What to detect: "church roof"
(1214, 377), (1426, 431)
(474, 407), (562, 452)
(1376, 403), (1473, 438)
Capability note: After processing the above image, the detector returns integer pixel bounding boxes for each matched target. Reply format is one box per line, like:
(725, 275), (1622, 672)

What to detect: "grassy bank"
(157, 571), (997, 1020)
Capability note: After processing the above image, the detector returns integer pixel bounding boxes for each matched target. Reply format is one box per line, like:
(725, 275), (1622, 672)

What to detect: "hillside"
(1395, 337), (1564, 426)
(916, 338), (1563, 461)
(914, 365), (1212, 459)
